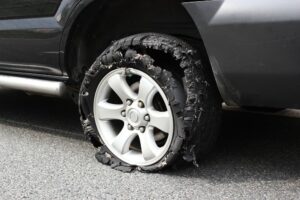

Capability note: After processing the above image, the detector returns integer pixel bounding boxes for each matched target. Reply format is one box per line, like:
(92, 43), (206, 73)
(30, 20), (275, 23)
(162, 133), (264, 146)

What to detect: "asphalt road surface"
(0, 90), (299, 200)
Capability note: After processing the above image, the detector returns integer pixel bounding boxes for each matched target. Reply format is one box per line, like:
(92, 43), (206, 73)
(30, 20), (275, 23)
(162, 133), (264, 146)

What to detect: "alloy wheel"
(93, 68), (174, 166)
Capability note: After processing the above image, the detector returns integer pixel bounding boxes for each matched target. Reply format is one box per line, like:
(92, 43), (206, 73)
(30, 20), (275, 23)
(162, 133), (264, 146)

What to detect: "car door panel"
(0, 0), (63, 76)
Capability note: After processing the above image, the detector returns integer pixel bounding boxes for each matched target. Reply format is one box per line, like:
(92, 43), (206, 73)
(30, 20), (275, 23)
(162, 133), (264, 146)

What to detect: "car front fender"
(183, 0), (300, 108)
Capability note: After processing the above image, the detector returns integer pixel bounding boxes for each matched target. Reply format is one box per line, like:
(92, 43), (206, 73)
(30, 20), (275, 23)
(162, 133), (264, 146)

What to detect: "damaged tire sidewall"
(79, 51), (185, 172)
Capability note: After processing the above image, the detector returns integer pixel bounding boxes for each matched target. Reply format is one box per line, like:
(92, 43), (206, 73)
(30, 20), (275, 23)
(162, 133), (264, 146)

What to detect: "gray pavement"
(0, 90), (299, 200)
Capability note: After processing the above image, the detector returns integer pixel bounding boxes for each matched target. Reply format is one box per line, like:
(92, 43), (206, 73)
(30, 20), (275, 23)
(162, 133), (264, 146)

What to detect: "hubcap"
(93, 68), (174, 166)
(126, 101), (148, 128)
(128, 109), (139, 123)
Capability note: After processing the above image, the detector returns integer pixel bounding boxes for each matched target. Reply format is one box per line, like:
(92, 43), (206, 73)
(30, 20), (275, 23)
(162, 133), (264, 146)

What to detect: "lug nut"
(126, 99), (133, 106)
(144, 114), (150, 122)
(138, 101), (145, 108)
(121, 111), (126, 117)
(128, 124), (134, 131)
(139, 127), (146, 133)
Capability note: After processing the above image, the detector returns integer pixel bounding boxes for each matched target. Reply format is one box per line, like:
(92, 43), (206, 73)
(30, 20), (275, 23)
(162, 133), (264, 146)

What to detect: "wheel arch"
(61, 0), (216, 88)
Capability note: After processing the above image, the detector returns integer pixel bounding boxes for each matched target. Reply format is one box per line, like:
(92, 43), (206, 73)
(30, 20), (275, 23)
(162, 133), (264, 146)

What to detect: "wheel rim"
(93, 68), (174, 166)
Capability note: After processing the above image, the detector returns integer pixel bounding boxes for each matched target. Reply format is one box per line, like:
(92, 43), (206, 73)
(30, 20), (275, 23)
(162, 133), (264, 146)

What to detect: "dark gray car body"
(0, 0), (299, 109)
(184, 0), (300, 109)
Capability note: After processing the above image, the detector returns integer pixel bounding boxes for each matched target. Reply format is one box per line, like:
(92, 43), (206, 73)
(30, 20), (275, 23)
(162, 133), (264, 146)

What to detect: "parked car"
(0, 0), (299, 172)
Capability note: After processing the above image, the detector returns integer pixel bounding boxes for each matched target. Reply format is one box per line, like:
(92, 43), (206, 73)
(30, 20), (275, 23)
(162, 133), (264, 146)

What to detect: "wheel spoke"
(108, 73), (137, 102)
(112, 127), (136, 154)
(148, 109), (171, 133)
(139, 127), (161, 161)
(97, 101), (124, 120)
(138, 77), (157, 105)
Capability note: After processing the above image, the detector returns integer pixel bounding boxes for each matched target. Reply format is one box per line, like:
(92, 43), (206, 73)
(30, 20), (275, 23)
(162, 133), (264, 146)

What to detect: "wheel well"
(65, 0), (203, 85)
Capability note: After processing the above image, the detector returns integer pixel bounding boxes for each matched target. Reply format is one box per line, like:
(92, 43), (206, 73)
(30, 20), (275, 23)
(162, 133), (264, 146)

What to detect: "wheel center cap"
(128, 109), (139, 123)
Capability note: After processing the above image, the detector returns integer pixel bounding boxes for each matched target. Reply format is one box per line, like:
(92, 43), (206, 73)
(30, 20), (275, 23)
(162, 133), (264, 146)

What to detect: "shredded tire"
(79, 33), (221, 172)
